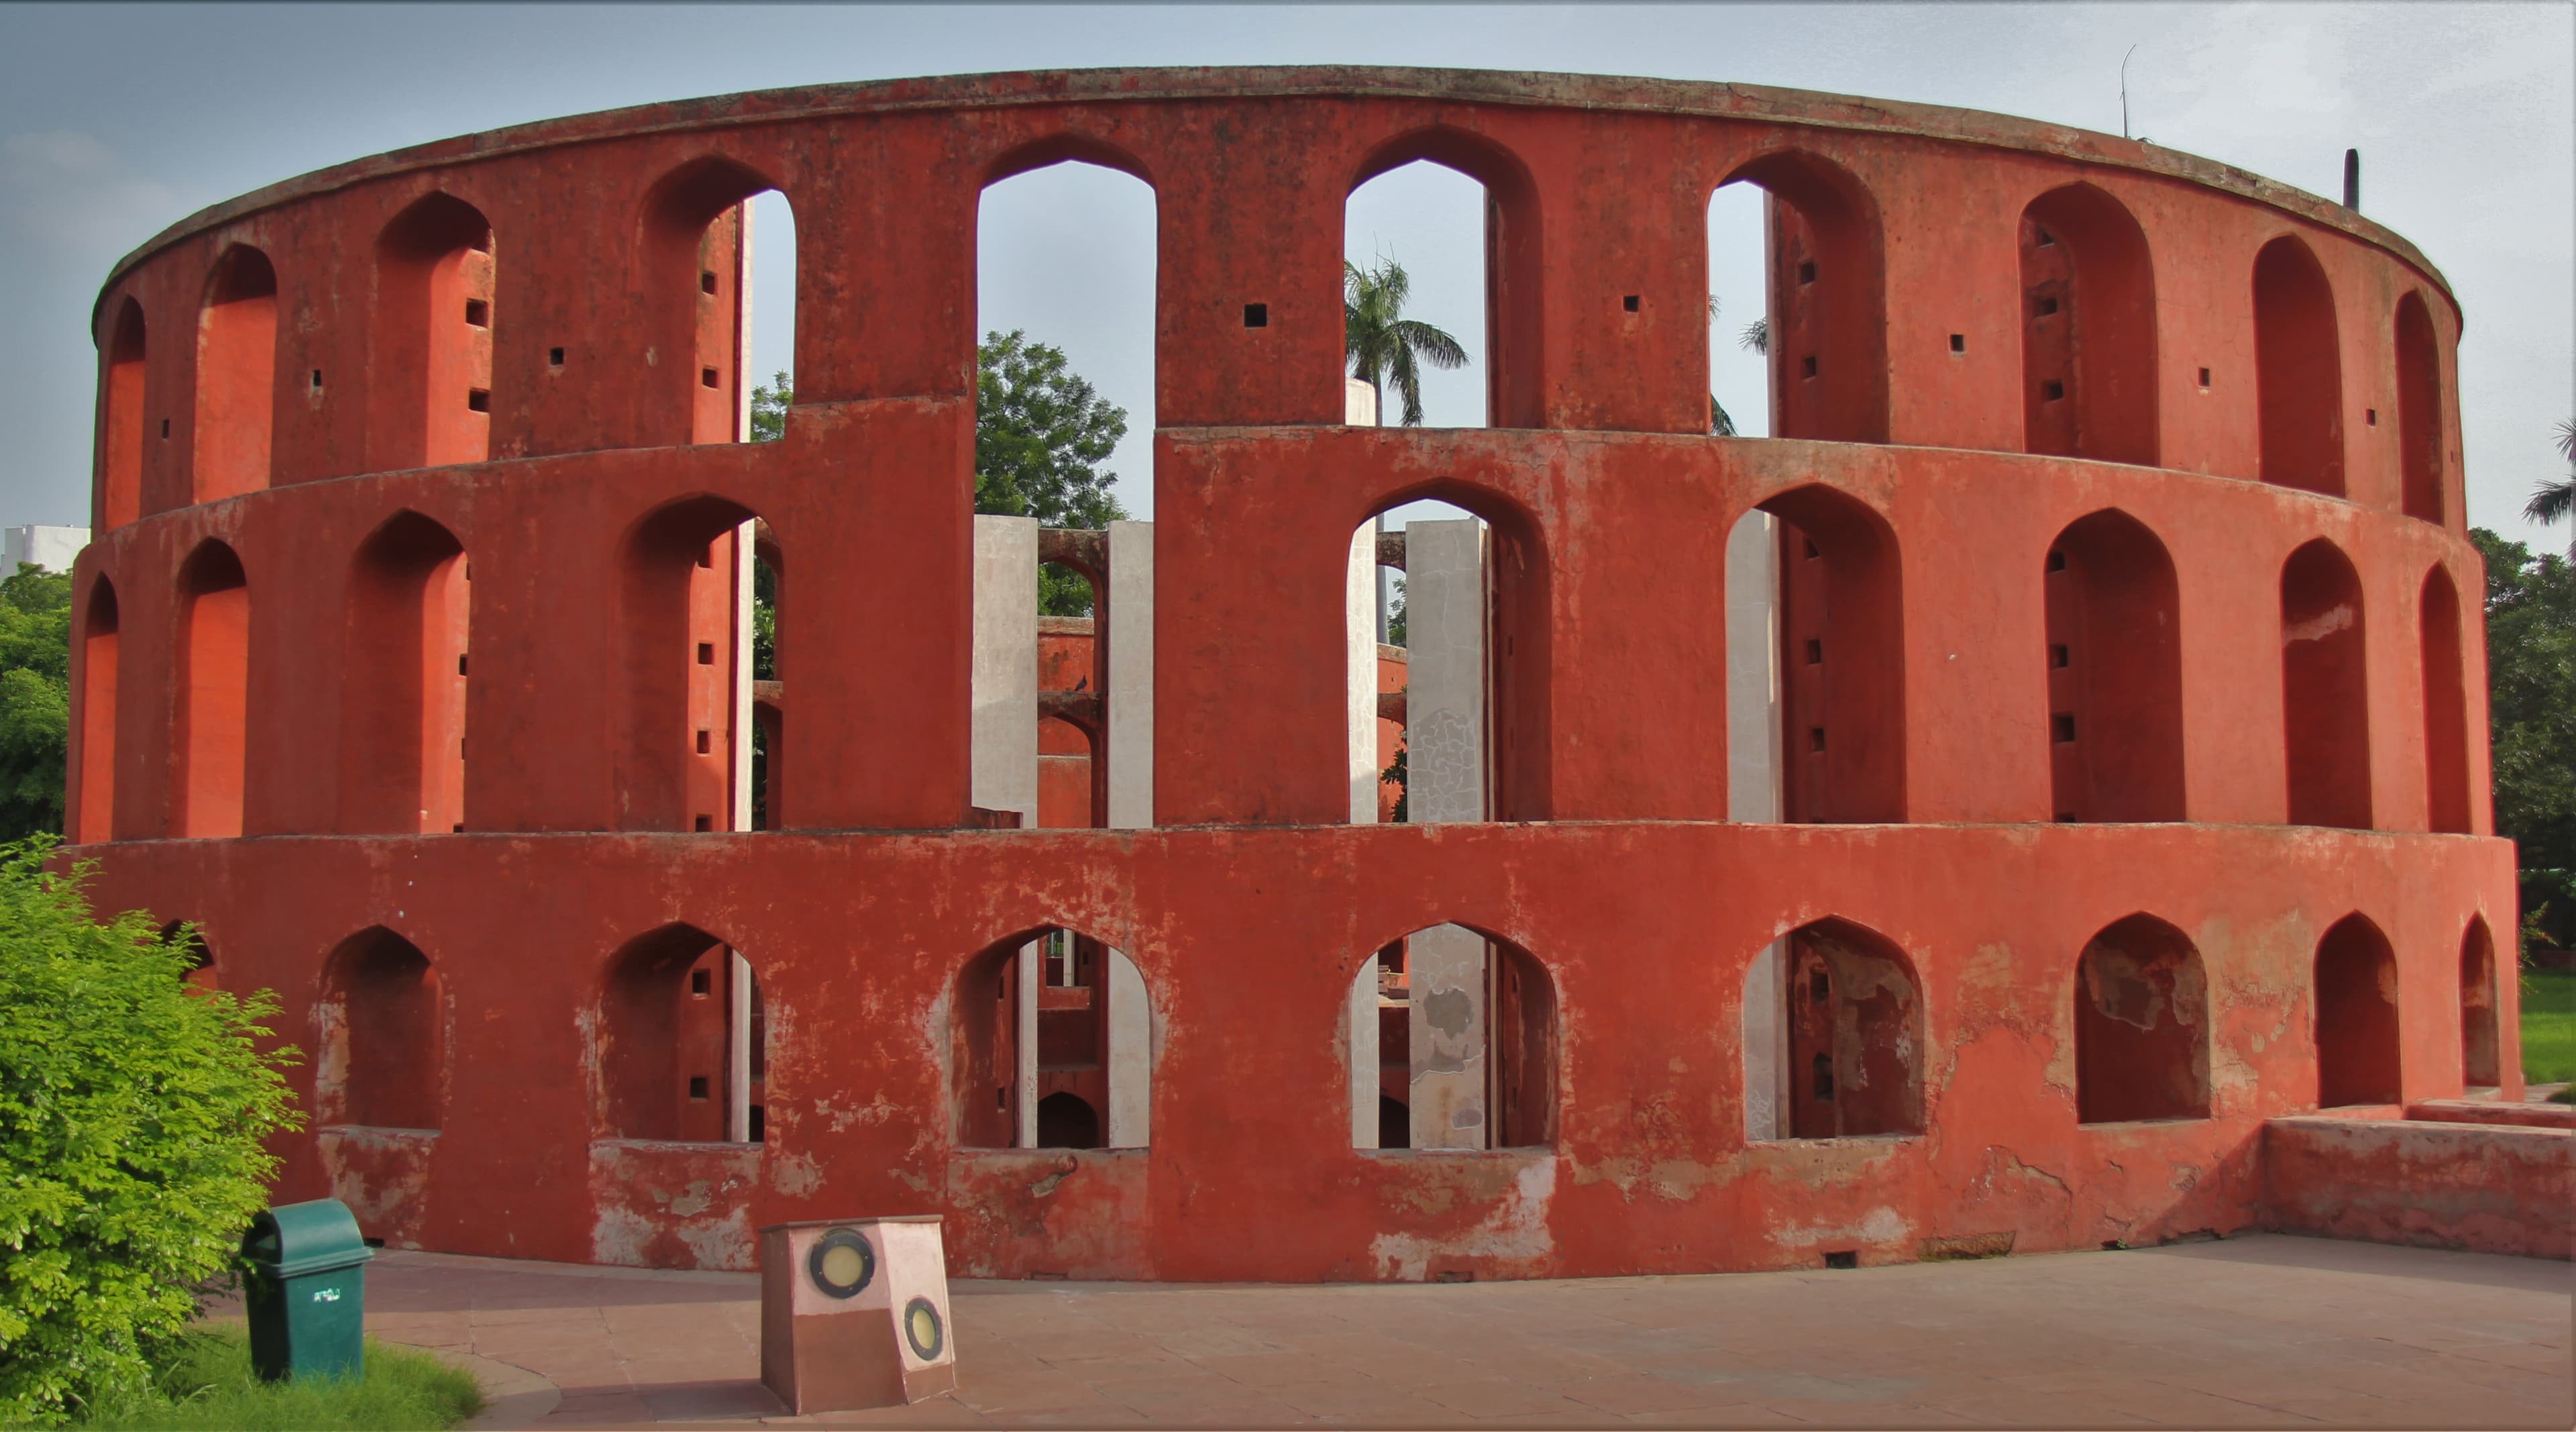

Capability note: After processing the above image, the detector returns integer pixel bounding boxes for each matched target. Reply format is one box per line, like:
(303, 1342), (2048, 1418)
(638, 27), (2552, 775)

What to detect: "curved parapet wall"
(67, 68), (2518, 1280)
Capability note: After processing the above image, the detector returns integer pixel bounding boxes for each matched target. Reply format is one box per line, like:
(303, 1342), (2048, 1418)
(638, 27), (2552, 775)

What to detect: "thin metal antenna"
(2121, 44), (2139, 140)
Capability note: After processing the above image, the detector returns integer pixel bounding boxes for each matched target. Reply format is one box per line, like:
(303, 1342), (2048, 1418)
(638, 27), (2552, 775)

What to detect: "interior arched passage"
(370, 193), (496, 469)
(2044, 509), (2184, 822)
(599, 923), (765, 1143)
(2019, 183), (2158, 465)
(319, 927), (443, 1130)
(76, 576), (118, 843)
(172, 540), (249, 838)
(2074, 914), (2210, 1123)
(194, 244), (278, 503)
(2459, 917), (2500, 1088)
(2314, 913), (2402, 1107)
(955, 925), (1155, 1150)
(2394, 292), (2446, 524)
(1766, 917), (1924, 1139)
(341, 511), (469, 833)
(2252, 236), (2344, 496)
(1350, 923), (1556, 1152)
(2280, 539), (2371, 830)
(2419, 566), (2470, 835)
(617, 495), (761, 832)
(161, 920), (214, 993)
(102, 299), (146, 529)
(640, 158), (790, 446)
(1755, 484), (1904, 823)
(749, 527), (782, 829)
(1349, 128), (1541, 429)
(1714, 152), (1890, 444)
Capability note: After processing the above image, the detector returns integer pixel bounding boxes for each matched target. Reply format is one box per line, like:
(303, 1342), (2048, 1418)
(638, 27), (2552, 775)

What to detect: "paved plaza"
(321, 1233), (2575, 1429)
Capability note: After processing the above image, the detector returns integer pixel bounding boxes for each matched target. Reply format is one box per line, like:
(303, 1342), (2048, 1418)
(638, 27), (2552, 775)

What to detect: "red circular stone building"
(68, 68), (2528, 1280)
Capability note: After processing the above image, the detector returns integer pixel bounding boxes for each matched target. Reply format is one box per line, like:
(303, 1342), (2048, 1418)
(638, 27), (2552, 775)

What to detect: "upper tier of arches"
(90, 70), (2462, 534)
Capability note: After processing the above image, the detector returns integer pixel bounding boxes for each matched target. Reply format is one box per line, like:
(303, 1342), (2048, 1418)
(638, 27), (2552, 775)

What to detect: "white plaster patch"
(1368, 1156), (1556, 1281)
(1772, 1204), (1911, 1250)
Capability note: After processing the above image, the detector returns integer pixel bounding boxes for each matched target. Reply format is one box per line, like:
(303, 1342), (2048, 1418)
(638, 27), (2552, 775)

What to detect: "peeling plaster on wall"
(1371, 1156), (1557, 1281)
(317, 1127), (436, 1248)
(586, 1141), (760, 1270)
(1771, 1203), (1910, 1252)
(310, 994), (350, 1125)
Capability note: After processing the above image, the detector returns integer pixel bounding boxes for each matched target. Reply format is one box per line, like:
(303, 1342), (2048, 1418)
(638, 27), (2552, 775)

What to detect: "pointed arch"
(1346, 918), (1556, 1151)
(370, 192), (496, 470)
(599, 922), (764, 1142)
(2074, 913), (2209, 1122)
(2018, 183), (2158, 465)
(618, 494), (761, 831)
(1756, 484), (1904, 823)
(2043, 509), (2184, 821)
(2394, 291), (2446, 523)
(318, 926), (444, 1130)
(2281, 539), (2371, 829)
(193, 244), (277, 503)
(2420, 565), (2470, 833)
(1717, 150), (1889, 444)
(1350, 127), (1544, 429)
(101, 298), (147, 529)
(2460, 917), (2500, 1088)
(2314, 913), (2400, 1107)
(172, 540), (249, 837)
(75, 576), (119, 843)
(955, 921), (1159, 1150)
(1774, 916), (1923, 1138)
(342, 511), (470, 833)
(640, 156), (786, 446)
(2252, 236), (2343, 496)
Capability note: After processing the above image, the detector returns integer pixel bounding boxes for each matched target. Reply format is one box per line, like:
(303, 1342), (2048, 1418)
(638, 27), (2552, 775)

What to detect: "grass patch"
(70, 1324), (481, 1431)
(2520, 966), (2575, 1096)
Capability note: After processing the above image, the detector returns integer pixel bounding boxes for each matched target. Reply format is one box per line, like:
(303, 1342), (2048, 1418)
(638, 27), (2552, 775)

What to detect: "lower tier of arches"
(70, 819), (2518, 1280)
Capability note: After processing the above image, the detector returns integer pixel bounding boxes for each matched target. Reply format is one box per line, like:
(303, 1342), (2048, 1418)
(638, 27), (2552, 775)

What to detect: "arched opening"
(2019, 184), (2158, 465)
(172, 540), (248, 837)
(341, 512), (468, 833)
(1350, 924), (1556, 1151)
(1709, 152), (1890, 444)
(617, 495), (760, 832)
(599, 923), (765, 1143)
(370, 193), (495, 470)
(2394, 292), (2445, 523)
(954, 925), (1154, 1150)
(318, 927), (443, 1130)
(747, 529), (782, 829)
(640, 158), (792, 446)
(2043, 510), (2184, 822)
(1750, 485), (1904, 823)
(2314, 913), (2401, 1107)
(102, 298), (146, 529)
(1756, 917), (1923, 1139)
(193, 244), (277, 503)
(2074, 914), (2210, 1123)
(2252, 236), (2343, 496)
(161, 920), (214, 993)
(1360, 130), (1535, 425)
(76, 577), (117, 843)
(1345, 490), (1550, 825)
(2459, 917), (2500, 1088)
(2419, 566), (2470, 834)
(2280, 539), (2371, 829)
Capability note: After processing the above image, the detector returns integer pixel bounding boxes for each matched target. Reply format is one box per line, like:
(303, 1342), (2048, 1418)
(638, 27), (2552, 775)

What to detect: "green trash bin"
(240, 1198), (374, 1382)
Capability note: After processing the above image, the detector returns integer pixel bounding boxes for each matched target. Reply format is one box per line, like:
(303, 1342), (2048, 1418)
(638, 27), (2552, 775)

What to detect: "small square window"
(2196, 366), (2211, 389)
(701, 367), (720, 389)
(464, 299), (489, 327)
(1809, 726), (1827, 752)
(2035, 228), (2056, 248)
(2042, 380), (2065, 402)
(1622, 294), (1640, 313)
(1242, 302), (1268, 327)
(2046, 550), (2067, 572)
(2056, 811), (2078, 823)
(467, 389), (490, 412)
(692, 814), (714, 832)
(549, 347), (566, 367)
(1825, 1250), (1858, 1270)
(690, 968), (711, 996)
(1805, 637), (1823, 665)
(696, 729), (712, 755)
(311, 369), (325, 390)
(451, 822), (465, 833)
(2366, 409), (2377, 426)
(700, 271), (718, 295)
(2049, 644), (2070, 669)
(2036, 297), (2059, 316)
(2052, 713), (2078, 744)
(696, 642), (715, 665)
(161, 418), (170, 438)
(688, 1075), (710, 1100)
(1801, 355), (1819, 378)
(1803, 539), (1821, 560)
(1949, 333), (1965, 354)
(458, 654), (470, 676)
(1797, 260), (1817, 285)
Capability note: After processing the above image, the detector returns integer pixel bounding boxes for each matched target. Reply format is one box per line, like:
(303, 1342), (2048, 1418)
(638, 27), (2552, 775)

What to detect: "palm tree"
(1344, 257), (1468, 427)
(2528, 418), (2574, 559)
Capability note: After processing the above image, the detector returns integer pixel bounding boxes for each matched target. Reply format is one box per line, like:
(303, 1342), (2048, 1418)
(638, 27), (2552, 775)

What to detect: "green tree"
(0, 564), (73, 841)
(0, 839), (301, 1424)
(2471, 527), (2576, 951)
(2524, 417), (2573, 561)
(1344, 257), (1468, 428)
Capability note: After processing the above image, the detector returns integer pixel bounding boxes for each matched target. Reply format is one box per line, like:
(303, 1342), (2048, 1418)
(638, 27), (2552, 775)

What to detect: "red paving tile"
(328, 1233), (2573, 1429)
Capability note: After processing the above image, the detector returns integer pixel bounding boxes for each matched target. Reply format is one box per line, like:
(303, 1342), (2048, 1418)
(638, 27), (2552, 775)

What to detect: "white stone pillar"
(727, 951), (753, 1143)
(1106, 948), (1151, 1147)
(1727, 508), (1790, 1139)
(1405, 518), (1489, 1150)
(1346, 523), (1385, 1147)
(972, 515), (1040, 1145)
(1106, 520), (1153, 831)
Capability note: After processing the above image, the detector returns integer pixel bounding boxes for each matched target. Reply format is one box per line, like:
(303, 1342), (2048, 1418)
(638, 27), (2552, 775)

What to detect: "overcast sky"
(2, 3), (2567, 550)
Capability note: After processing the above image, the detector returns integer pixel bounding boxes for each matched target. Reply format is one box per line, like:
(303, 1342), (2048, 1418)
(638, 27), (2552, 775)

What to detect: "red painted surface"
(64, 70), (2526, 1279)
(2262, 1116), (2571, 1260)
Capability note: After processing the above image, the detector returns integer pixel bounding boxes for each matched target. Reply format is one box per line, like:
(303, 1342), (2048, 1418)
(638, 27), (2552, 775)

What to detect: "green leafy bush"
(0, 839), (301, 1425)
